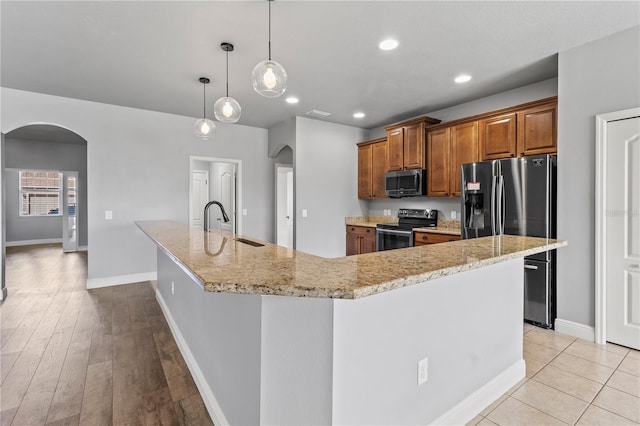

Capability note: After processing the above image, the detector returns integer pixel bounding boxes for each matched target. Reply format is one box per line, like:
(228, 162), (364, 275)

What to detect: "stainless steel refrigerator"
(461, 154), (556, 328)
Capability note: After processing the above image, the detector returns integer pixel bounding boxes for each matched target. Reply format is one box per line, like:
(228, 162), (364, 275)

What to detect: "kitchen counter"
(137, 220), (565, 299)
(138, 219), (567, 425)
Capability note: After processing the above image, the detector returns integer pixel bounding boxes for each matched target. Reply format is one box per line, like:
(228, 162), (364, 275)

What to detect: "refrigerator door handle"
(499, 175), (505, 234)
(491, 175), (497, 235)
(524, 264), (539, 270)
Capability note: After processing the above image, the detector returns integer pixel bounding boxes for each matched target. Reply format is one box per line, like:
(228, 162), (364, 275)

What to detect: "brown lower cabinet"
(414, 231), (460, 246)
(346, 225), (376, 255)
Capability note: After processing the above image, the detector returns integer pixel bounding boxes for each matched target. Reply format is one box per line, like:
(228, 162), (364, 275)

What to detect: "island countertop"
(136, 220), (567, 299)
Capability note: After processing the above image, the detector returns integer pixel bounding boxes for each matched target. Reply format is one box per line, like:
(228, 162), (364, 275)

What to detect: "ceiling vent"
(305, 109), (332, 119)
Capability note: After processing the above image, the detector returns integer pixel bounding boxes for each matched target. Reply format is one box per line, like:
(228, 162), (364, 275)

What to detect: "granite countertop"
(137, 220), (566, 300)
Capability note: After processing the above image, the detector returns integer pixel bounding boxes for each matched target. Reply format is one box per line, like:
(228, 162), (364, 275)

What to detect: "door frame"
(189, 156), (242, 236)
(190, 169), (209, 227)
(275, 163), (294, 248)
(594, 106), (640, 344)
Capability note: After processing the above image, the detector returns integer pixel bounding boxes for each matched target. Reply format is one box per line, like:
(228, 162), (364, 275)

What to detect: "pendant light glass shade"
(253, 0), (287, 98)
(214, 96), (241, 123)
(194, 77), (215, 140)
(252, 60), (287, 98)
(214, 43), (241, 123)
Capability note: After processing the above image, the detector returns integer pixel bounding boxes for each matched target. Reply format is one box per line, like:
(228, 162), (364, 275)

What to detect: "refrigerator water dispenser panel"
(464, 193), (485, 229)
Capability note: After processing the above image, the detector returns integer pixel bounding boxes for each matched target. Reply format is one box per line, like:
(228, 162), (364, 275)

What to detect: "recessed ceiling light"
(454, 74), (472, 83)
(378, 39), (399, 51)
(353, 112), (365, 119)
(286, 96), (299, 104)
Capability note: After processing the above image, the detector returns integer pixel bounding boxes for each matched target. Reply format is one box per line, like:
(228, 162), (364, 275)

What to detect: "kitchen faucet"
(204, 201), (230, 232)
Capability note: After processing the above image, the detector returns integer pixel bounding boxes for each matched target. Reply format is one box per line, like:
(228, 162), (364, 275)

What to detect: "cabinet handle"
(351, 227), (355, 231)
(510, 153), (515, 157)
(449, 238), (456, 242)
(445, 192), (448, 196)
(521, 152), (525, 156)
(366, 229), (370, 233)
(422, 235), (428, 240)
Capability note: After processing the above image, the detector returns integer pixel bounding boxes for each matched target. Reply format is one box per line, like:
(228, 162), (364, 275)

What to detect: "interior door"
(62, 172), (78, 253)
(191, 170), (208, 227)
(606, 116), (640, 350)
(276, 166), (294, 248)
(218, 165), (235, 233)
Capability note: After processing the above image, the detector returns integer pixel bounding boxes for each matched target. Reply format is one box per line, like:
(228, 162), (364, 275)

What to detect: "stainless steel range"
(376, 209), (438, 251)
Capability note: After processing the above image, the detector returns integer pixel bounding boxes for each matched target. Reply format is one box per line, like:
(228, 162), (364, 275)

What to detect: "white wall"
(1, 88), (270, 285)
(4, 136), (88, 245)
(557, 25), (640, 327)
(295, 117), (367, 257)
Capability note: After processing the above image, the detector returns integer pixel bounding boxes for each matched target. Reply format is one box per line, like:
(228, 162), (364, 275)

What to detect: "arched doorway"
(1, 124), (88, 299)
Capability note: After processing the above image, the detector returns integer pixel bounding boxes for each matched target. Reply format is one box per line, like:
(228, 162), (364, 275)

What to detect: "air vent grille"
(305, 109), (332, 119)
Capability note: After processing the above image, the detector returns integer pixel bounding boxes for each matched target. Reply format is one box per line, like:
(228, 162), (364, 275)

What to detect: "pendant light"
(252, 0), (287, 98)
(214, 42), (241, 123)
(194, 77), (216, 140)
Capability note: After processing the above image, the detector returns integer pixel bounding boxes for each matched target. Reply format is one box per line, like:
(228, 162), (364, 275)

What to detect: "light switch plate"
(451, 211), (457, 220)
(242, 209), (247, 216)
(105, 210), (113, 220)
(302, 209), (308, 218)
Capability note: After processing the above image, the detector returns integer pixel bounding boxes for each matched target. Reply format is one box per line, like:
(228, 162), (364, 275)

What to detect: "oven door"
(376, 228), (414, 251)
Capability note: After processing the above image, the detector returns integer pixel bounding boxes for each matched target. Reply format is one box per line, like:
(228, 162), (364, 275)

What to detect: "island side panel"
(260, 295), (334, 425)
(156, 249), (262, 426)
(332, 259), (525, 425)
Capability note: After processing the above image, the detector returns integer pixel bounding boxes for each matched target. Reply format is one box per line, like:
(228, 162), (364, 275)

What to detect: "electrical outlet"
(451, 211), (457, 220)
(418, 357), (428, 386)
(242, 209), (248, 216)
(302, 209), (308, 218)
(171, 281), (175, 295)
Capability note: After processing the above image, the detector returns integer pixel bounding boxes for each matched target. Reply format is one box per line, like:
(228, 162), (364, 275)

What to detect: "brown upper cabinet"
(517, 103), (557, 156)
(357, 138), (387, 199)
(385, 116), (441, 171)
(427, 121), (479, 198)
(480, 112), (517, 160)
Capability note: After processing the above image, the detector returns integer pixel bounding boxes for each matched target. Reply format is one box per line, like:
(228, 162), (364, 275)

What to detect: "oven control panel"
(397, 209), (437, 219)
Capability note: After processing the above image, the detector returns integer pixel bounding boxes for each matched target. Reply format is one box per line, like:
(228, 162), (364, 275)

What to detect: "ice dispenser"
(464, 193), (485, 229)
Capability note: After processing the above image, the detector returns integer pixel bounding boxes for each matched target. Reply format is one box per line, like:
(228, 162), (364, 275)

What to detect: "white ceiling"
(2, 1), (638, 130)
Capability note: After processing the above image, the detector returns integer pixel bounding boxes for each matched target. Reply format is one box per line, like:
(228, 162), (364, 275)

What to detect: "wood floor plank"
(112, 363), (145, 425)
(45, 344), (91, 423)
(0, 351), (20, 384)
(78, 360), (113, 426)
(142, 386), (179, 426)
(174, 393), (214, 426)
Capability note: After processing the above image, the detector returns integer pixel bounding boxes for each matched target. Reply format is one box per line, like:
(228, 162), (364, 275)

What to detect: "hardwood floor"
(0, 244), (213, 426)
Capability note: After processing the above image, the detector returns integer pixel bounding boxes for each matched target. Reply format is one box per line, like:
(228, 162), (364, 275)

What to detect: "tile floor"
(468, 323), (640, 426)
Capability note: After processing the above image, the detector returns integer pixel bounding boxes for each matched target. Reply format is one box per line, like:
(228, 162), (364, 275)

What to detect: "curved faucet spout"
(204, 201), (230, 232)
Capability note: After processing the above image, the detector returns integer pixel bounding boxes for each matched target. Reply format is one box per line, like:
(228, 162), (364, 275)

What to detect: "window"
(19, 170), (63, 216)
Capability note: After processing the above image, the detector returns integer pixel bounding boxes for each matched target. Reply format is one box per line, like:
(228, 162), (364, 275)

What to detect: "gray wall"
(1, 88), (270, 284)
(4, 137), (88, 245)
(557, 25), (640, 327)
(295, 117), (367, 258)
(367, 78), (559, 222)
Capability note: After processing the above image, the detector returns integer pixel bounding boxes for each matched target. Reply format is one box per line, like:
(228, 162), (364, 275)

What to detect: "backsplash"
(366, 197), (462, 223)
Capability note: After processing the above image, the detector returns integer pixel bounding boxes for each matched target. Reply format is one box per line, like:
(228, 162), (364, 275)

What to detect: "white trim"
(6, 238), (62, 247)
(156, 288), (229, 426)
(78, 245), (88, 252)
(555, 318), (596, 342)
(429, 360), (525, 426)
(86, 271), (157, 289)
(594, 107), (640, 345)
(189, 156), (242, 236)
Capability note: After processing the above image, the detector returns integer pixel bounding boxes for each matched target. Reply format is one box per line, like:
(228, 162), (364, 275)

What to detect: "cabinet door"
(480, 113), (517, 160)
(403, 122), (425, 169)
(346, 233), (359, 256)
(357, 144), (373, 199)
(414, 232), (460, 245)
(360, 232), (376, 254)
(427, 127), (451, 197)
(450, 121), (479, 197)
(517, 103), (557, 156)
(386, 127), (404, 171)
(371, 141), (388, 198)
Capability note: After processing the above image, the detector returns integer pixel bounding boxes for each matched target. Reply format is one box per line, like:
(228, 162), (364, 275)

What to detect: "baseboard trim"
(6, 238), (62, 247)
(156, 289), (229, 426)
(555, 318), (595, 342)
(429, 359), (526, 426)
(86, 272), (157, 289)
(78, 245), (88, 252)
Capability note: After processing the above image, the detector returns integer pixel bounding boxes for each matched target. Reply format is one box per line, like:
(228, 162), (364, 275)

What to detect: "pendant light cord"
(268, 0), (272, 61)
(226, 49), (229, 97)
(203, 82), (207, 118)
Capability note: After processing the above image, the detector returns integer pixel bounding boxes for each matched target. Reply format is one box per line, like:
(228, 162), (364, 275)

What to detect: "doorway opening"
(189, 156), (241, 235)
(275, 164), (294, 248)
(1, 124), (89, 300)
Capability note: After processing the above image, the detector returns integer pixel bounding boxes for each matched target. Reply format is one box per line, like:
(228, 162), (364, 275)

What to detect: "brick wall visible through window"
(19, 170), (63, 216)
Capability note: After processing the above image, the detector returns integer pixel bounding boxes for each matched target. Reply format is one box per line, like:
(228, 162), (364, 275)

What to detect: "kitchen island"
(137, 220), (566, 425)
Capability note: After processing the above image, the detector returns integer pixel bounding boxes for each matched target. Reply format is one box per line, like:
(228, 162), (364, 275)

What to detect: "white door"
(218, 167), (235, 233)
(276, 166), (294, 248)
(62, 172), (78, 253)
(191, 170), (209, 227)
(606, 116), (640, 350)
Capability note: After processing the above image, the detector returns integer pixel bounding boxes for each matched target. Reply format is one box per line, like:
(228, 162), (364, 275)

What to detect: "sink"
(234, 238), (264, 247)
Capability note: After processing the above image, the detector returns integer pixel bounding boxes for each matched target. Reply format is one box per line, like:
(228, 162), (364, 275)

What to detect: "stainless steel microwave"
(385, 169), (426, 197)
